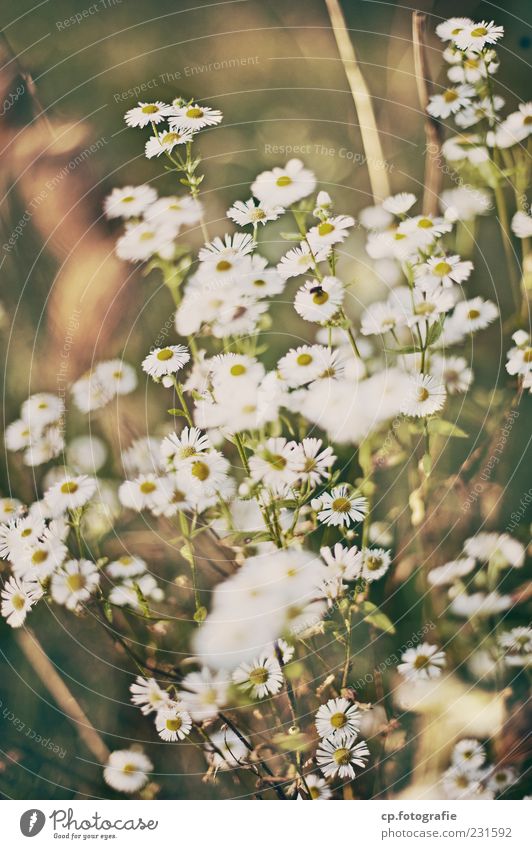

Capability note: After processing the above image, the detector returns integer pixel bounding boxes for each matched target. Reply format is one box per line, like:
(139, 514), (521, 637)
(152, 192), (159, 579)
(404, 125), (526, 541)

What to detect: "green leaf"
(168, 408), (186, 417)
(364, 610), (396, 634)
(193, 606), (207, 623)
(428, 418), (468, 438)
(426, 315), (445, 346)
(103, 601), (113, 623)
(280, 232), (301, 240)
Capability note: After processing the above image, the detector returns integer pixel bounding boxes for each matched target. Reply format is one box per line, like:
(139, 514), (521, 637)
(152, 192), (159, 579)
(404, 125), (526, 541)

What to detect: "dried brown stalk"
(412, 11), (444, 216)
(324, 0), (390, 202)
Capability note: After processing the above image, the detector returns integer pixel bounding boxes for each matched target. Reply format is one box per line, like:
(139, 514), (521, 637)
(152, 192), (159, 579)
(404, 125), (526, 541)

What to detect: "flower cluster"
(442, 738), (518, 800)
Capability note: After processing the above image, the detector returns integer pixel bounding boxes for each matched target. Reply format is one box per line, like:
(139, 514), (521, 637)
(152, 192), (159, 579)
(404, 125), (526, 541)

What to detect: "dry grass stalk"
(412, 11), (444, 216)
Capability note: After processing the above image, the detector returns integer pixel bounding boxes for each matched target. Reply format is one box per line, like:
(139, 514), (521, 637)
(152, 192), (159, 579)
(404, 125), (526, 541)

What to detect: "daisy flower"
(21, 393), (64, 429)
(124, 101), (173, 127)
(316, 733), (370, 780)
(442, 766), (484, 799)
(454, 21), (504, 52)
(0, 498), (23, 523)
(169, 102), (223, 131)
(71, 370), (113, 413)
(144, 128), (193, 158)
(4, 419), (34, 452)
(320, 543), (362, 581)
(315, 697), (361, 741)
(106, 555), (147, 580)
(233, 654), (283, 699)
(416, 255), (473, 289)
(209, 353), (265, 389)
(149, 475), (192, 517)
(487, 766), (517, 794)
(360, 299), (407, 336)
(160, 427), (211, 470)
(145, 195), (203, 229)
(118, 474), (162, 511)
(116, 221), (178, 262)
(503, 103), (532, 144)
(95, 360), (137, 396)
(304, 773), (332, 800)
(240, 254), (285, 297)
(155, 704), (192, 741)
(316, 485), (368, 527)
(109, 574), (163, 609)
(435, 17), (473, 43)
(307, 214), (355, 252)
(452, 739), (487, 772)
(44, 475), (97, 516)
(294, 277), (344, 323)
(130, 675), (171, 715)
(1, 576), (42, 628)
(358, 204), (394, 230)
(67, 435), (108, 474)
(400, 373), (446, 418)
(427, 85), (475, 119)
(277, 243), (326, 280)
(359, 547), (391, 582)
(15, 534), (68, 580)
(440, 186), (491, 220)
(103, 749), (153, 794)
(206, 729), (249, 772)
(277, 344), (329, 387)
(290, 438), (335, 486)
(227, 198), (283, 227)
(51, 559), (100, 611)
(499, 627), (532, 666)
(0, 515), (46, 559)
(398, 214), (453, 247)
(181, 451), (231, 498)
(427, 557), (475, 586)
(451, 297), (499, 334)
(430, 354), (473, 394)
(142, 345), (190, 379)
(464, 532), (524, 568)
(451, 591), (512, 618)
(382, 192), (417, 216)
(397, 642), (446, 681)
(121, 436), (163, 477)
(179, 668), (229, 721)
(249, 437), (298, 494)
(511, 210), (532, 239)
(442, 134), (489, 165)
(103, 185), (157, 219)
(251, 159), (317, 207)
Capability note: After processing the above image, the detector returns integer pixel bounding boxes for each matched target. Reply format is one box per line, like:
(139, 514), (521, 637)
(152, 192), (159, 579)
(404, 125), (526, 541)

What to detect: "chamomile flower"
(427, 85), (475, 119)
(45, 475), (97, 516)
(1, 576), (42, 628)
(442, 134), (489, 165)
(277, 345), (329, 387)
(206, 729), (249, 772)
(179, 668), (229, 721)
(145, 196), (204, 230)
(450, 591), (512, 618)
(503, 103), (532, 144)
(316, 485), (368, 527)
(144, 128), (193, 158)
(452, 739), (487, 771)
(227, 198), (283, 227)
(233, 654), (283, 699)
(358, 204), (393, 230)
(51, 559), (100, 611)
(440, 186), (491, 220)
(0, 497), (23, 523)
(103, 185), (157, 219)
(428, 557), (475, 586)
(149, 475), (192, 516)
(320, 543), (362, 581)
(180, 450), (230, 496)
(435, 18), (473, 43)
(21, 393), (64, 429)
(307, 215), (355, 252)
(116, 220), (178, 262)
(304, 773), (332, 800)
(71, 370), (113, 413)
(359, 547), (391, 582)
(442, 766), (485, 799)
(487, 766), (517, 794)
(454, 21), (504, 52)
(103, 749), (153, 794)
(416, 255), (473, 289)
(118, 474), (164, 512)
(498, 627), (532, 666)
(155, 704), (192, 741)
(4, 419), (34, 452)
(511, 211), (532, 239)
(277, 243), (327, 280)
(209, 353), (265, 389)
(109, 574), (163, 608)
(160, 427), (211, 470)
(398, 214), (453, 247)
(290, 438), (335, 486)
(15, 534), (68, 580)
(169, 102), (223, 131)
(315, 697), (361, 741)
(294, 277), (344, 323)
(124, 100), (173, 127)
(360, 299), (407, 336)
(450, 297), (499, 334)
(400, 373), (446, 418)
(121, 437), (163, 477)
(252, 159), (316, 207)
(316, 733), (370, 779)
(382, 192), (417, 216)
(398, 642), (446, 681)
(67, 435), (108, 474)
(464, 532), (524, 568)
(106, 555), (147, 580)
(130, 676), (171, 715)
(0, 515), (46, 559)
(240, 254), (285, 297)
(142, 345), (190, 379)
(430, 354), (473, 394)
(96, 360), (137, 396)
(249, 438), (298, 493)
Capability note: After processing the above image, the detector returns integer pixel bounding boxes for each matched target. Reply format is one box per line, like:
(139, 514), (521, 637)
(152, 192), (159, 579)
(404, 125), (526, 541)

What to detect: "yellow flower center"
(21, 528), (32, 538)
(417, 387), (430, 402)
(157, 348), (174, 361)
(140, 481), (156, 494)
(12, 594), (26, 611)
(467, 309), (480, 320)
(230, 364), (246, 376)
(296, 353), (313, 366)
(418, 217), (434, 228)
(312, 290), (329, 305)
(139, 230), (155, 241)
(166, 716), (183, 732)
(471, 26), (488, 37)
(186, 107), (204, 119)
(121, 196), (135, 203)
(331, 497), (351, 513)
(330, 711), (347, 728)
(122, 762), (138, 775)
(434, 261), (452, 276)
(414, 654), (430, 669)
(523, 348), (532, 362)
(318, 221), (335, 236)
(365, 555), (383, 571)
(31, 549), (49, 564)
(66, 573), (86, 592)
(141, 104), (159, 114)
(443, 90), (459, 103)
(252, 278), (266, 287)
(216, 259), (232, 272)
(249, 667), (269, 686)
(276, 175), (292, 187)
(161, 132), (181, 145)
(61, 481), (79, 494)
(333, 747), (350, 766)
(191, 460), (210, 481)
(119, 556), (133, 565)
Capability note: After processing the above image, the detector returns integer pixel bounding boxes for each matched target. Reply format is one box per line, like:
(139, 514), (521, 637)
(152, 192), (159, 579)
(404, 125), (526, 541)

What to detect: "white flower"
(252, 159), (316, 207)
(427, 85), (475, 119)
(442, 134), (489, 164)
(206, 729), (249, 772)
(169, 102), (223, 131)
(277, 344), (330, 387)
(450, 591), (512, 618)
(430, 355), (473, 394)
(305, 773), (332, 799)
(67, 435), (108, 474)
(103, 185), (157, 219)
(14, 533), (67, 581)
(315, 697), (361, 741)
(95, 360), (137, 396)
(179, 668), (229, 721)
(294, 277), (344, 323)
(277, 243), (327, 279)
(249, 437), (298, 493)
(435, 18), (473, 42)
(511, 210), (532, 239)
(45, 475), (97, 516)
(398, 214), (452, 247)
(487, 766), (517, 794)
(450, 297), (499, 334)
(452, 739), (487, 772)
(71, 370), (113, 413)
(51, 559), (100, 611)
(502, 102), (532, 144)
(142, 345), (190, 379)
(398, 642), (446, 681)
(440, 186), (491, 221)
(233, 654), (283, 699)
(239, 254), (285, 297)
(103, 750), (153, 794)
(400, 373), (446, 418)
(118, 474), (162, 511)
(227, 198), (283, 227)
(317, 485), (368, 527)
(360, 298), (407, 336)
(0, 515), (45, 560)
(442, 766), (486, 799)
(320, 543), (362, 581)
(160, 427), (211, 471)
(124, 100), (173, 127)
(144, 195), (204, 230)
(464, 532), (524, 568)
(454, 21), (504, 52)
(358, 204), (393, 230)
(180, 451), (231, 501)
(1, 576), (42, 627)
(428, 557), (475, 586)
(499, 627), (532, 666)
(416, 255), (473, 289)
(0, 498), (23, 523)
(144, 128), (193, 158)
(382, 192), (417, 215)
(116, 220), (178, 262)
(130, 676), (171, 715)
(106, 555), (147, 580)
(209, 353), (265, 389)
(307, 215), (355, 252)
(21, 393), (64, 429)
(155, 704), (192, 741)
(290, 438), (335, 486)
(109, 574), (163, 608)
(316, 733), (370, 779)
(359, 547), (391, 582)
